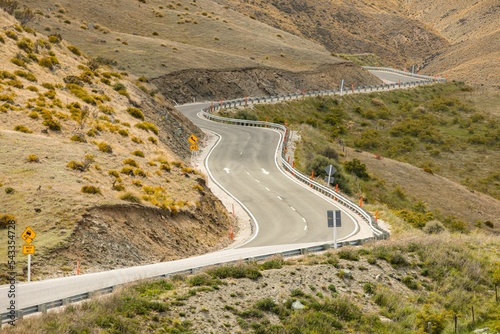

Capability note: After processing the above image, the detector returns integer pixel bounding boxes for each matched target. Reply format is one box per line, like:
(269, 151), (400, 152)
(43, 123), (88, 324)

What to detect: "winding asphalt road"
(178, 104), (360, 248)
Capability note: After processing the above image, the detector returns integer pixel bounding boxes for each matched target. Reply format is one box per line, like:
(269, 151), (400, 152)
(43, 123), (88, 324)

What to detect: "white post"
(327, 174), (331, 187)
(340, 79), (344, 95)
(27, 254), (31, 282)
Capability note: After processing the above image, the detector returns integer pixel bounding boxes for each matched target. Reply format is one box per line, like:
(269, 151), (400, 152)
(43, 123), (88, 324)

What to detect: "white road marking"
(223, 168), (230, 173)
(277, 196), (282, 200)
(304, 225), (308, 231)
(265, 187), (270, 191)
(290, 207), (296, 211)
(261, 168), (269, 175)
(302, 218), (306, 223)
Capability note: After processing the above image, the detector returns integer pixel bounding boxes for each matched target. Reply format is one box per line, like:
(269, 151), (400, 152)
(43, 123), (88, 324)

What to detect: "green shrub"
(254, 298), (280, 314)
(148, 136), (157, 144)
(206, 263), (262, 280)
(338, 248), (360, 261)
(81, 185), (101, 194)
(14, 125), (32, 133)
(5, 187), (15, 194)
(126, 107), (144, 120)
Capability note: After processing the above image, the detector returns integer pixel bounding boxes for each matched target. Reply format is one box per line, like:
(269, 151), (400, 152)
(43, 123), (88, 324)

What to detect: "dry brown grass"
(21, 0), (341, 78)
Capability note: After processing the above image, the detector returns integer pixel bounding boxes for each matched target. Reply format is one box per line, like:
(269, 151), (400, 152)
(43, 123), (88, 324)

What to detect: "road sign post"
(325, 164), (336, 186)
(327, 210), (342, 249)
(21, 226), (37, 282)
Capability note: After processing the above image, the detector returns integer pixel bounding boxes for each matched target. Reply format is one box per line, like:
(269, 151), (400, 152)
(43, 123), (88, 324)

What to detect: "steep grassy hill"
(401, 0), (500, 89)
(0, 10), (232, 281)
(212, 0), (449, 69)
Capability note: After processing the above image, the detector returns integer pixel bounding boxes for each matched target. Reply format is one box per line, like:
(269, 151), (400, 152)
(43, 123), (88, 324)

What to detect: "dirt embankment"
(37, 179), (234, 277)
(151, 63), (381, 104)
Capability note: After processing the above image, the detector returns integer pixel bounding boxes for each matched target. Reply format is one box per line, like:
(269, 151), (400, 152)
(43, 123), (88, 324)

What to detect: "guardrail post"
(15, 310), (23, 320)
(62, 298), (70, 305)
(38, 304), (48, 315)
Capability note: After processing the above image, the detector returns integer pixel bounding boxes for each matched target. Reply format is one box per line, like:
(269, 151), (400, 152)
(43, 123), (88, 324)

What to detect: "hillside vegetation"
(4, 232), (500, 333)
(220, 82), (500, 231)
(0, 10), (232, 281)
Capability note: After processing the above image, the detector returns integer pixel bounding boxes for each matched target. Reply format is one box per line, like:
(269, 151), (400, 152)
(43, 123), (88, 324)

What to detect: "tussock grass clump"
(38, 56), (59, 70)
(81, 185), (101, 194)
(126, 107), (144, 120)
(70, 134), (86, 142)
(123, 158), (138, 167)
(97, 141), (113, 153)
(67, 45), (82, 56)
(135, 122), (158, 135)
(14, 70), (37, 82)
(14, 125), (32, 133)
(131, 136), (143, 144)
(120, 166), (134, 176)
(26, 154), (40, 163)
(131, 150), (144, 157)
(119, 192), (141, 203)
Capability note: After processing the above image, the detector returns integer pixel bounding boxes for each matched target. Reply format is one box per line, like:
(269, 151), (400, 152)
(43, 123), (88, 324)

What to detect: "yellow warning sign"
(21, 226), (37, 244)
(188, 134), (198, 144)
(190, 144), (199, 151)
(22, 244), (35, 255)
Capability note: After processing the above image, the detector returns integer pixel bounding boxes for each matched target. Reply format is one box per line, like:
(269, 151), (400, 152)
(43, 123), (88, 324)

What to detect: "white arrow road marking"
(223, 168), (230, 173)
(261, 168), (269, 175)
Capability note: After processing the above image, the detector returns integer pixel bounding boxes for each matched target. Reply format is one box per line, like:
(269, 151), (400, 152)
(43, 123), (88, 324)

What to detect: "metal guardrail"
(1, 68), (443, 324)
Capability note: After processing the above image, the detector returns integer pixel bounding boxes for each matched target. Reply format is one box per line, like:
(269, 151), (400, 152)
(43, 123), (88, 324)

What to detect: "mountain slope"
(401, 0), (500, 88)
(0, 10), (232, 280)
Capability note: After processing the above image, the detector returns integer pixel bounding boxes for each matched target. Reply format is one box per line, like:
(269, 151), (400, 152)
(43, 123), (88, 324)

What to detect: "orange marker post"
(359, 197), (363, 208)
(76, 259), (81, 276)
(335, 184), (339, 193)
(375, 210), (379, 222)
